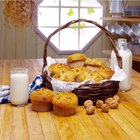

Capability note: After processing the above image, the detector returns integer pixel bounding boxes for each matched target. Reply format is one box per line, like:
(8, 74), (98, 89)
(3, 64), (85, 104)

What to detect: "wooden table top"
(0, 59), (140, 140)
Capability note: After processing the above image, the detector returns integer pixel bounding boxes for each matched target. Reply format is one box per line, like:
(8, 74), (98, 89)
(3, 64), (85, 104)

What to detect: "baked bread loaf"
(85, 58), (107, 71)
(30, 88), (54, 112)
(67, 53), (87, 68)
(52, 92), (78, 116)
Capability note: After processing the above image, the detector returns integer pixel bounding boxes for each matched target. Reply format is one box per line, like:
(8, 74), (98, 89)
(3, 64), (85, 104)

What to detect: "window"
(35, 0), (105, 54)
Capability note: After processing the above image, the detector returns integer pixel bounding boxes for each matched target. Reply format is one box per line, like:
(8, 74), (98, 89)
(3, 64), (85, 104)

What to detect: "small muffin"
(97, 67), (115, 80)
(71, 66), (89, 82)
(53, 70), (76, 82)
(67, 53), (87, 68)
(85, 58), (107, 71)
(48, 63), (70, 77)
(71, 66), (88, 77)
(76, 70), (103, 83)
(52, 92), (78, 116)
(30, 88), (54, 112)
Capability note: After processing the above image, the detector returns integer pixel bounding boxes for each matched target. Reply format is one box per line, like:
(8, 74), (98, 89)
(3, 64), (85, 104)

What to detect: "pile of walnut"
(84, 95), (120, 115)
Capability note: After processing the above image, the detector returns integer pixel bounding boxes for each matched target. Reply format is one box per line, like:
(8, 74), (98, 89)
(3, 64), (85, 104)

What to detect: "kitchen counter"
(0, 59), (140, 140)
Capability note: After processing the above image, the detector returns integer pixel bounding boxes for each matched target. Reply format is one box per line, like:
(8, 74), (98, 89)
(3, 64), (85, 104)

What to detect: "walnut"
(96, 100), (104, 108)
(86, 105), (96, 115)
(109, 100), (119, 109)
(113, 95), (120, 103)
(105, 97), (113, 105)
(84, 100), (93, 108)
(101, 104), (110, 113)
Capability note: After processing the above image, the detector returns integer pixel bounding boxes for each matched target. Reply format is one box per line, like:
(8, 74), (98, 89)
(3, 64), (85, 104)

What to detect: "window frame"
(34, 0), (106, 55)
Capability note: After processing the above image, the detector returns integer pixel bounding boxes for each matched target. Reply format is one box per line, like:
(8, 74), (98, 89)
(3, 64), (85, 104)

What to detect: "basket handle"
(42, 19), (122, 70)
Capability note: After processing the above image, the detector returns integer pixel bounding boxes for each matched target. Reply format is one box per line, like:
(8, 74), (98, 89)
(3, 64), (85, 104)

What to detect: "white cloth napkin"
(0, 85), (10, 103)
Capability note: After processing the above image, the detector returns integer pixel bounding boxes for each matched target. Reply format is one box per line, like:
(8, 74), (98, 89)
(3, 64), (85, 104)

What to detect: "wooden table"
(0, 59), (140, 140)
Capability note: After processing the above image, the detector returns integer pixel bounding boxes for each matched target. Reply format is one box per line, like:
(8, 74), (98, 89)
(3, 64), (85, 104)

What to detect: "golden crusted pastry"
(85, 58), (107, 71)
(97, 67), (114, 79)
(67, 53), (87, 63)
(67, 53), (87, 68)
(71, 66), (88, 77)
(77, 70), (103, 83)
(48, 63), (70, 76)
(85, 58), (107, 67)
(53, 70), (76, 82)
(30, 88), (54, 112)
(52, 92), (78, 116)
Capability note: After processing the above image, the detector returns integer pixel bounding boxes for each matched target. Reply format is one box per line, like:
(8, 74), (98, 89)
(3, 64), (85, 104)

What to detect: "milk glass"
(10, 68), (29, 106)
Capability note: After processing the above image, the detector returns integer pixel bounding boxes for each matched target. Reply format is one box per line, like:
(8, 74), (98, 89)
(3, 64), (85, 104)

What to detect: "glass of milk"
(10, 68), (29, 106)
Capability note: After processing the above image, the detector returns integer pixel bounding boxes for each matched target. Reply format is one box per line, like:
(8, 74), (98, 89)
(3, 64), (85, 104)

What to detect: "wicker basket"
(42, 19), (122, 105)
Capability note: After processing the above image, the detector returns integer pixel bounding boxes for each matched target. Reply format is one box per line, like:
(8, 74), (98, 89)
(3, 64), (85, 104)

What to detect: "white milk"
(111, 38), (132, 91)
(10, 68), (29, 106)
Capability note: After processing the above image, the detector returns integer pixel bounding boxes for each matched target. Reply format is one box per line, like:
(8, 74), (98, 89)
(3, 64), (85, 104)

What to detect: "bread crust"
(67, 53), (87, 63)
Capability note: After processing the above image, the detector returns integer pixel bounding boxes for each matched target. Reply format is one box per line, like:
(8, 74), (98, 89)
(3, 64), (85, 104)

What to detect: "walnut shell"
(96, 100), (104, 108)
(113, 95), (120, 103)
(109, 100), (119, 109)
(105, 97), (113, 105)
(101, 104), (110, 113)
(86, 105), (96, 115)
(84, 100), (93, 108)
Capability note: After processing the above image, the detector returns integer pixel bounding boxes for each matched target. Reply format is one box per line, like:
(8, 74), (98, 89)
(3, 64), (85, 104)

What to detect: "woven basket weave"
(42, 19), (122, 105)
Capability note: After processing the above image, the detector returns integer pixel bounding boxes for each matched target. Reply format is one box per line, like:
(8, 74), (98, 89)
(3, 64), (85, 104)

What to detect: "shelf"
(101, 17), (140, 22)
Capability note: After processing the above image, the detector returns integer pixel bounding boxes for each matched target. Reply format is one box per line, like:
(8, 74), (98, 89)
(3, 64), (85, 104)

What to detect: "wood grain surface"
(0, 59), (140, 140)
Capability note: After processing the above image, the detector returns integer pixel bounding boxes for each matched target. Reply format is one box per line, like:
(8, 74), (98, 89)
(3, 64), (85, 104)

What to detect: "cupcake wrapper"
(53, 106), (76, 116)
(32, 102), (52, 112)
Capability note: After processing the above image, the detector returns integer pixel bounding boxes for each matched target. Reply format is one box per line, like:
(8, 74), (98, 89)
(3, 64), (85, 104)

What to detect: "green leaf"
(87, 8), (95, 14)
(72, 23), (78, 31)
(71, 23), (86, 31)
(67, 8), (75, 16)
(80, 23), (86, 30)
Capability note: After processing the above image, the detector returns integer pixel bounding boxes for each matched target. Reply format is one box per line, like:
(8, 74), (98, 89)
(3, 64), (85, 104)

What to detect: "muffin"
(48, 63), (70, 77)
(67, 53), (87, 68)
(76, 70), (103, 83)
(52, 92), (78, 116)
(53, 70), (76, 82)
(30, 88), (54, 112)
(85, 58), (107, 71)
(97, 67), (114, 80)
(71, 66), (88, 76)
(70, 66), (89, 82)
